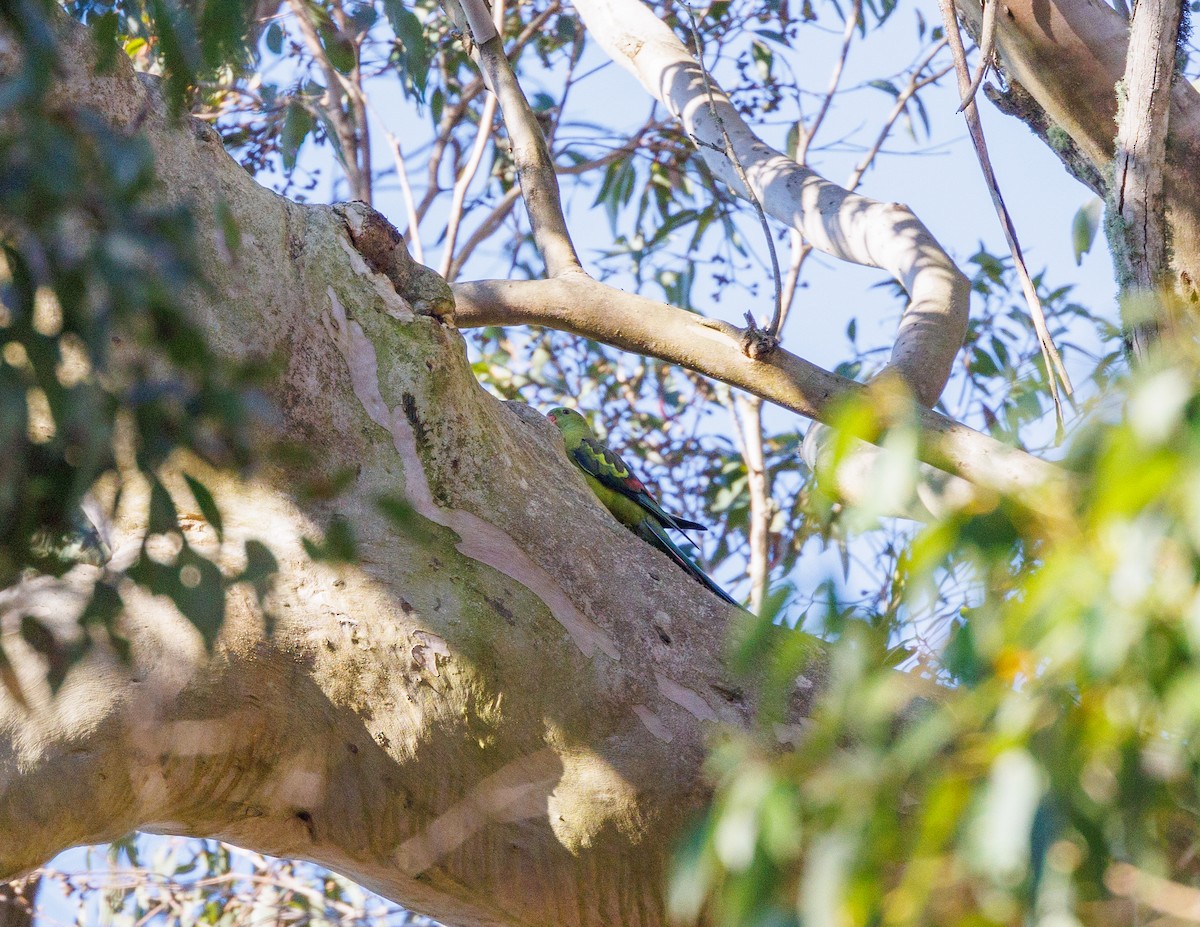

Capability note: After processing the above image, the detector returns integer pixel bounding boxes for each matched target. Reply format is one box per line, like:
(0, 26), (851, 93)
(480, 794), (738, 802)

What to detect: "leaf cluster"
(674, 351), (1200, 927)
(0, 0), (276, 693)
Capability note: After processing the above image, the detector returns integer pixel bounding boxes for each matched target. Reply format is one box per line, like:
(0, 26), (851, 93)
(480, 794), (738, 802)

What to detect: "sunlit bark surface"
(0, 21), (812, 927)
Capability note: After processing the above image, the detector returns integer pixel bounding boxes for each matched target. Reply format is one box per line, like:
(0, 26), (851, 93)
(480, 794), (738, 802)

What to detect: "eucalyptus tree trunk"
(3, 0), (1163, 919)
(0, 21), (806, 927)
(954, 0), (1200, 315)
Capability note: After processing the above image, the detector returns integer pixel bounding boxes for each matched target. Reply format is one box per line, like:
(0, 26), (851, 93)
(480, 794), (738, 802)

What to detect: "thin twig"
(776, 229), (808, 334)
(544, 1), (583, 149)
(378, 119), (425, 263)
(683, 2), (783, 347)
(957, 0), (997, 113)
(415, 77), (485, 223)
(448, 130), (659, 279)
(446, 0), (583, 276)
(447, 185), (521, 280)
(729, 392), (771, 613)
(797, 0), (861, 165)
(779, 46), (951, 335)
(441, 90), (499, 278)
(937, 0), (1073, 437)
(285, 0), (368, 201)
(334, 0), (372, 203)
(416, 3), (560, 225)
(847, 54), (951, 189)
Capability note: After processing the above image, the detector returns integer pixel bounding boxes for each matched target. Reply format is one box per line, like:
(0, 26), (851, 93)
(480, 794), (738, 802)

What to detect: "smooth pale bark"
(452, 278), (1068, 503)
(1112, 0), (1182, 356)
(0, 22), (821, 927)
(954, 0), (1200, 304)
(570, 0), (972, 409)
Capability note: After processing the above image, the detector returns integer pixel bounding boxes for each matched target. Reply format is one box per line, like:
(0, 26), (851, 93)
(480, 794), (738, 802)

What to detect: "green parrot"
(548, 407), (740, 607)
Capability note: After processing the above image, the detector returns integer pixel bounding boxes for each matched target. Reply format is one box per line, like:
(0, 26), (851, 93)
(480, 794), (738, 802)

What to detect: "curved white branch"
(570, 0), (970, 407)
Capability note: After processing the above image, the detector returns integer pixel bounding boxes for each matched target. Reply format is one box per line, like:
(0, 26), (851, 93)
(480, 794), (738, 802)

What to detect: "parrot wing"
(569, 436), (707, 534)
(635, 519), (741, 608)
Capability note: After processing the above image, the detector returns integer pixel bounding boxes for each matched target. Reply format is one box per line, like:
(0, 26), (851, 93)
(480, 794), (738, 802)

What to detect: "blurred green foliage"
(0, 0), (276, 688)
(671, 351), (1200, 926)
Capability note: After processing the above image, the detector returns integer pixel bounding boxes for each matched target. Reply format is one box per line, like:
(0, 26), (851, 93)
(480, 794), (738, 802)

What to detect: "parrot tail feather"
(636, 520), (741, 608)
(664, 514), (707, 533)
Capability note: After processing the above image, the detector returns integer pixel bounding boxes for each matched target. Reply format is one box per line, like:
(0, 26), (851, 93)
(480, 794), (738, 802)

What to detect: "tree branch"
(957, 0), (997, 112)
(796, 0), (861, 165)
(1110, 0), (1184, 357)
(571, 0), (971, 408)
(939, 0), (1073, 435)
(451, 276), (1069, 503)
(954, 0), (1200, 302)
(446, 135), (656, 280)
(377, 118), (425, 263)
(443, 0), (583, 277)
(440, 90), (499, 278)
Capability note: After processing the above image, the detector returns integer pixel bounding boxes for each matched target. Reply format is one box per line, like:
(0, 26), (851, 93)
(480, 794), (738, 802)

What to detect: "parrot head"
(547, 407), (591, 439)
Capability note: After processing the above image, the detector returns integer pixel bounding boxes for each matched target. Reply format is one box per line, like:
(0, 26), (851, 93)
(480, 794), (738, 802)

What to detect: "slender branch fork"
(437, 0), (1063, 506)
(780, 35), (949, 336)
(797, 0), (861, 165)
(445, 0), (583, 276)
(441, 23), (502, 281)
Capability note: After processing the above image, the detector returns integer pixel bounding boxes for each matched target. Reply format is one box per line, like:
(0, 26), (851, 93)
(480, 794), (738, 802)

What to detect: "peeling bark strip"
(570, 0), (970, 408)
(633, 705), (674, 742)
(323, 287), (619, 660)
(655, 673), (718, 722)
(1111, 0), (1183, 357)
(395, 748), (563, 874)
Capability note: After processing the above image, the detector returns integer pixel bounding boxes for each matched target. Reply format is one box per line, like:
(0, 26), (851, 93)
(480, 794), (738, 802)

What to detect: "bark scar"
(323, 288), (619, 661)
(334, 202), (455, 324)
